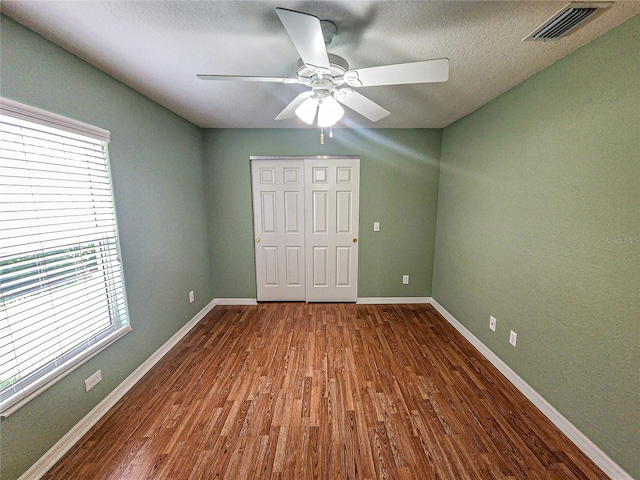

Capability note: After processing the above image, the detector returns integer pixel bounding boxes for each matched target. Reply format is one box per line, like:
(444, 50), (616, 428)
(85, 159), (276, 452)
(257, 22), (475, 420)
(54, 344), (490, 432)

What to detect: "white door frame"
(250, 156), (361, 302)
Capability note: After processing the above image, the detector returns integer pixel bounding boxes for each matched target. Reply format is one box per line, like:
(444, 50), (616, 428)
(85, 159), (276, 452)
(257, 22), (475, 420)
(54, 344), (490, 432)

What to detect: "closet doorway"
(250, 156), (360, 302)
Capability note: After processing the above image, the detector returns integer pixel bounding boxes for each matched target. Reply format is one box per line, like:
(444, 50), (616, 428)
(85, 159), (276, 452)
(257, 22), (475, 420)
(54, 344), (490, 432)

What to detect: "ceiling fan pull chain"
(320, 127), (325, 145)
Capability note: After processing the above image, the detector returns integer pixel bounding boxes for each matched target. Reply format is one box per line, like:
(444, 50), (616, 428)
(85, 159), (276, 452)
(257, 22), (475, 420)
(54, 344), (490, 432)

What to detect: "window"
(0, 98), (130, 416)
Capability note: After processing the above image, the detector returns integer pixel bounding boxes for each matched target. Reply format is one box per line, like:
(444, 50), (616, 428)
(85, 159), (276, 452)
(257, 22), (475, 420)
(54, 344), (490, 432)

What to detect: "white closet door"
(251, 160), (305, 301)
(304, 158), (360, 302)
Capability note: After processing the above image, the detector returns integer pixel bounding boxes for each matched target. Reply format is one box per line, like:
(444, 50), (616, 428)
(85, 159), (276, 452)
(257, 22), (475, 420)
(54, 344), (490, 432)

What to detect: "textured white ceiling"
(2, 1), (639, 128)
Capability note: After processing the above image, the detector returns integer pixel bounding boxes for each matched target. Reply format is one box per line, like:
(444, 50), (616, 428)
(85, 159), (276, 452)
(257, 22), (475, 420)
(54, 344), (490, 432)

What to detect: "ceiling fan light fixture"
(295, 97), (319, 124)
(199, 8), (450, 126)
(317, 96), (344, 127)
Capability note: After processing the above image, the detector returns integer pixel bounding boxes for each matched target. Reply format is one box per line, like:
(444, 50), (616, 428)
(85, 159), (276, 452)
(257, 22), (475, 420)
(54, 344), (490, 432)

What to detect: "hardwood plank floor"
(43, 303), (609, 479)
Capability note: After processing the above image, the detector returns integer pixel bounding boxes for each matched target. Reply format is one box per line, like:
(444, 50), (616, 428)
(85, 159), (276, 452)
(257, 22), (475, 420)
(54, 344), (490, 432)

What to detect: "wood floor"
(43, 303), (608, 479)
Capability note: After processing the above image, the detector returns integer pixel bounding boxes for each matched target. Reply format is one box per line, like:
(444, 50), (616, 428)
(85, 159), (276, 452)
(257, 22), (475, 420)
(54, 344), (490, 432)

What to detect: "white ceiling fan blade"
(275, 91), (313, 120)
(276, 8), (330, 70)
(335, 89), (390, 122)
(347, 58), (449, 87)
(197, 74), (299, 83)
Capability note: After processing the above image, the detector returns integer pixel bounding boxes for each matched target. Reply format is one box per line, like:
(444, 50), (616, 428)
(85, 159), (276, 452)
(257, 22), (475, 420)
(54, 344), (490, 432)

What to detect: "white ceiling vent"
(523, 2), (612, 41)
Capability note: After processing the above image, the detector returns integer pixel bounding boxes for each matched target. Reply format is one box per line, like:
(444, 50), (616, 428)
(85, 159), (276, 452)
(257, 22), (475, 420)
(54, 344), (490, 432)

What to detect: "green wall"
(0, 16), (214, 479)
(433, 16), (639, 478)
(203, 128), (442, 299)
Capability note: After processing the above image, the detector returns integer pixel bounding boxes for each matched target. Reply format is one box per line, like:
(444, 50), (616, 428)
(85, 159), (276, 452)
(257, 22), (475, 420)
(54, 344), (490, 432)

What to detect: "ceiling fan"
(197, 8), (449, 127)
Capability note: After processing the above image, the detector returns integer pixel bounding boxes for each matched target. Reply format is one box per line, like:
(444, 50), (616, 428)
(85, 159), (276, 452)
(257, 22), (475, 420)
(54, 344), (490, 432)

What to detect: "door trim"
(250, 155), (360, 161)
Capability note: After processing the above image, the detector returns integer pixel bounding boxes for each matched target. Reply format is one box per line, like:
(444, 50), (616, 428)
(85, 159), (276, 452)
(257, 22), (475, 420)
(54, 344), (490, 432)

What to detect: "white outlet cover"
(373, 222), (380, 232)
(84, 370), (102, 392)
(189, 291), (195, 303)
(489, 316), (496, 331)
(402, 275), (409, 285)
(509, 330), (517, 347)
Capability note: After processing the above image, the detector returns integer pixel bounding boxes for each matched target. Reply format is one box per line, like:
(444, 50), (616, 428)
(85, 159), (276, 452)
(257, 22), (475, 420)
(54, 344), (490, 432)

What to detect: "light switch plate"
(373, 222), (380, 232)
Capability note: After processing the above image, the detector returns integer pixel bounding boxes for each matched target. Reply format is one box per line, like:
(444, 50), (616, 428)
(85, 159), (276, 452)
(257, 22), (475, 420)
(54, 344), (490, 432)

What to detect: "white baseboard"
(18, 298), (218, 480)
(429, 298), (633, 480)
(357, 297), (432, 304)
(213, 298), (258, 305)
(214, 297), (430, 305)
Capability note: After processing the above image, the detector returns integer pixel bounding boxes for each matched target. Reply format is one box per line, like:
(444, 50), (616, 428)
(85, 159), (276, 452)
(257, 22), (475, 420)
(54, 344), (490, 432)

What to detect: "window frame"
(0, 98), (131, 418)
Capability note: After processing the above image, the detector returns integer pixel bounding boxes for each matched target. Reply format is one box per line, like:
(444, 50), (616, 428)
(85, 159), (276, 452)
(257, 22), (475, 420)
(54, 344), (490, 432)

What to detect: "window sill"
(0, 326), (132, 419)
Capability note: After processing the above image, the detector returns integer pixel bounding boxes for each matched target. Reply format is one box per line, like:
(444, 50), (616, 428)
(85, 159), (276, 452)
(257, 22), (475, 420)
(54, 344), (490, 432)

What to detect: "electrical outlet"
(373, 222), (380, 232)
(489, 316), (496, 332)
(189, 290), (195, 303)
(84, 370), (102, 392)
(402, 275), (409, 285)
(509, 330), (517, 347)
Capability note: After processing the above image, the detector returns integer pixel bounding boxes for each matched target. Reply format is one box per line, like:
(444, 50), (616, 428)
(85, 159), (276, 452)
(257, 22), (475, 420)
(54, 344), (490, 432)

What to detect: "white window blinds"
(0, 99), (130, 416)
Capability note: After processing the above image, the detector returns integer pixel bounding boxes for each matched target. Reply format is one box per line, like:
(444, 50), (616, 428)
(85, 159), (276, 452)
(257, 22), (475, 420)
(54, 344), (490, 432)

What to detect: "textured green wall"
(0, 16), (214, 480)
(203, 128), (442, 299)
(434, 16), (639, 477)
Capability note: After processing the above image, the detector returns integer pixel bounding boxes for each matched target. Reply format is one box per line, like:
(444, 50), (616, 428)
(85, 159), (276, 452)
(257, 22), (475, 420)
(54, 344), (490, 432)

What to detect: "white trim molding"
(357, 297), (432, 304)
(1, 326), (132, 419)
(18, 298), (218, 480)
(217, 298), (432, 305)
(0, 97), (110, 142)
(429, 298), (633, 480)
(216, 298), (432, 305)
(213, 298), (258, 305)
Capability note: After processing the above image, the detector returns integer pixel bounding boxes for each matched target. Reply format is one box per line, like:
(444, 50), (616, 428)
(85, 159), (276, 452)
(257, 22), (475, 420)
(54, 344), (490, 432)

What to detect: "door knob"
(256, 238), (261, 243)
(353, 238), (357, 243)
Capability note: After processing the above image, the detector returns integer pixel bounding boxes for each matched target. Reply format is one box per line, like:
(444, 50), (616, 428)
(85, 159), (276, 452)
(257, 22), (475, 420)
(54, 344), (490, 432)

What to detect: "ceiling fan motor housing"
(296, 55), (349, 81)
(296, 54), (351, 100)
